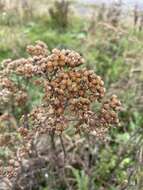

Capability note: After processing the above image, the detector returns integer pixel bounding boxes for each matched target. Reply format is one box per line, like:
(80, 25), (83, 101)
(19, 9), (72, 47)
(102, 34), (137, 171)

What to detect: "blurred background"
(0, 0), (143, 189)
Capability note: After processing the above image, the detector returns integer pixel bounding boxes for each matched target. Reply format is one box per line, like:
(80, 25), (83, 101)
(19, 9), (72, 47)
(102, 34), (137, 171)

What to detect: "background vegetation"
(0, 0), (143, 189)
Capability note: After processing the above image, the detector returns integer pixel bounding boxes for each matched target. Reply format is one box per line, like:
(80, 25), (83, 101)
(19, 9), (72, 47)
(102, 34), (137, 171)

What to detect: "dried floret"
(0, 41), (121, 186)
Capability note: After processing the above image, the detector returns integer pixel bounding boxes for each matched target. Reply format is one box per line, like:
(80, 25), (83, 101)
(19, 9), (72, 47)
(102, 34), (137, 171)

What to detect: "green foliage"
(71, 167), (89, 190)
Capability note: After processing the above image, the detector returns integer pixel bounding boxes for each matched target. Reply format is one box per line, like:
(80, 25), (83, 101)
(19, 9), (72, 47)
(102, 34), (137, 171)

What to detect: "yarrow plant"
(0, 41), (121, 190)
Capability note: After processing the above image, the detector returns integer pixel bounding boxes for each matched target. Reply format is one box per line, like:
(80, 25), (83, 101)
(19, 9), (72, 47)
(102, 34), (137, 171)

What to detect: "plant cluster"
(0, 41), (121, 189)
(49, 0), (70, 31)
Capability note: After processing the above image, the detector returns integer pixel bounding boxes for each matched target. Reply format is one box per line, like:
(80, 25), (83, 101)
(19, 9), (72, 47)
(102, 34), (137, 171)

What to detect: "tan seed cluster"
(27, 41), (49, 56)
(100, 95), (121, 126)
(0, 41), (121, 184)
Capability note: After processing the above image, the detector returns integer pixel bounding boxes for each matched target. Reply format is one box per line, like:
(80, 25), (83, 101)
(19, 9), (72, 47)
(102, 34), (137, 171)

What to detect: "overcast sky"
(80, 0), (143, 9)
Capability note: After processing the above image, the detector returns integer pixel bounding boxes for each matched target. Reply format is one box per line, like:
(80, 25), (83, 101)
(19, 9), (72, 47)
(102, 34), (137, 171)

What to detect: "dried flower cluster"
(0, 41), (121, 189)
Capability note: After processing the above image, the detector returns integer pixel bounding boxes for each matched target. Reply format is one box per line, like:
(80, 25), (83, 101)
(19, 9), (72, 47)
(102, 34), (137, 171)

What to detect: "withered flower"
(0, 41), (121, 185)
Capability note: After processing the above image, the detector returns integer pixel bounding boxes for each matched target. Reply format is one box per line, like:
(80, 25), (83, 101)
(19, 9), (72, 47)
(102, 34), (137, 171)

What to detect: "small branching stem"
(60, 134), (67, 160)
